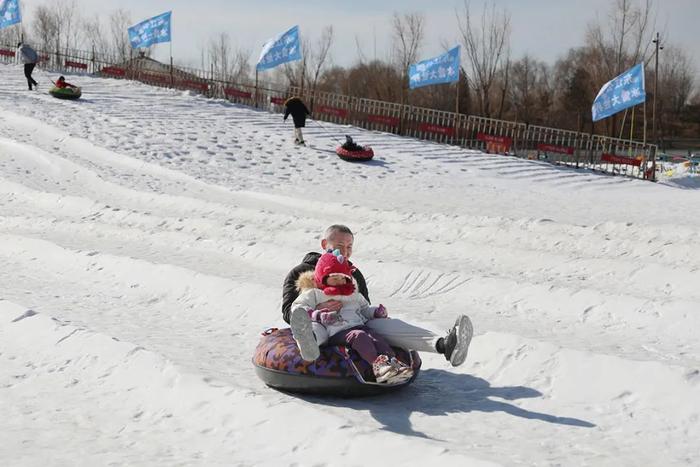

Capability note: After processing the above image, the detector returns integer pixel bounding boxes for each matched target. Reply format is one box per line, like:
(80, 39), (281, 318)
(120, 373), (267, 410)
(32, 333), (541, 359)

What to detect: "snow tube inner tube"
(336, 146), (374, 162)
(49, 86), (82, 100)
(253, 328), (421, 397)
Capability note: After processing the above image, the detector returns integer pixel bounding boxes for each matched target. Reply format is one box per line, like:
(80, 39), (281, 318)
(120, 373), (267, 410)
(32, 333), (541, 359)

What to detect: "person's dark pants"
(24, 63), (38, 90)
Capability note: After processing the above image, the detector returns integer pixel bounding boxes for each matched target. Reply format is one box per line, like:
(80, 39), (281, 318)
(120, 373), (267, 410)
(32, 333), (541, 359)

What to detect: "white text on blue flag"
(592, 63), (646, 122)
(256, 26), (302, 71)
(128, 11), (172, 49)
(0, 0), (21, 30)
(409, 46), (460, 89)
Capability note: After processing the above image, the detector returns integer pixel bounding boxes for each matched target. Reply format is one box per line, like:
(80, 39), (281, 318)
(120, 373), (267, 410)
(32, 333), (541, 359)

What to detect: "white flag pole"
(169, 17), (173, 88)
(618, 109), (628, 140)
(643, 99), (647, 144)
(454, 67), (461, 145)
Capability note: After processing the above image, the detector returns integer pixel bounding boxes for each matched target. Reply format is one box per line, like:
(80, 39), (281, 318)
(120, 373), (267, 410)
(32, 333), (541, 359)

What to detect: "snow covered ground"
(1, 63), (699, 466)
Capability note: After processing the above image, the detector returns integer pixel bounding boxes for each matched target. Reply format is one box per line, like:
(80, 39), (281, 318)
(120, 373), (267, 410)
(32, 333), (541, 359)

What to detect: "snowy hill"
(1, 63), (699, 466)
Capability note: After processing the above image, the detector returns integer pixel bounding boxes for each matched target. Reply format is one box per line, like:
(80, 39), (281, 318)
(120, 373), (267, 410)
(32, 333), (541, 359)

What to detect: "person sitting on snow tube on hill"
(341, 135), (363, 152)
(55, 76), (78, 89)
(290, 249), (414, 384)
(282, 224), (474, 368)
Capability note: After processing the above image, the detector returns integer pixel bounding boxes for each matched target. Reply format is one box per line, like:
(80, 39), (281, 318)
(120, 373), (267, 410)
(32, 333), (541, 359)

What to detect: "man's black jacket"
(281, 252), (370, 324)
(283, 97), (310, 128)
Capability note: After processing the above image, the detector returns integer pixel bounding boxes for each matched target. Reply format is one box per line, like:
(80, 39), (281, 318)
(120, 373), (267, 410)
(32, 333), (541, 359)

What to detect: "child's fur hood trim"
(296, 270), (318, 292)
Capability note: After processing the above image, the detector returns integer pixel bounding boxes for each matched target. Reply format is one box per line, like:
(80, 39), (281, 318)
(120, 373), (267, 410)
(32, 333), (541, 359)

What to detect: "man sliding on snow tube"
(282, 224), (473, 366)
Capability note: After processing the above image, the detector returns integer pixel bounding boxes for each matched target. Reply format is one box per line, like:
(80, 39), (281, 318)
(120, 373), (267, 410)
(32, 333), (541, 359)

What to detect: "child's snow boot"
(386, 357), (414, 383)
(372, 355), (400, 384)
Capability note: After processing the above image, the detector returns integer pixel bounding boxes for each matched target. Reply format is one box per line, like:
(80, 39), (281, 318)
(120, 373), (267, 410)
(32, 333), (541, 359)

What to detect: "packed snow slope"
(1, 64), (699, 466)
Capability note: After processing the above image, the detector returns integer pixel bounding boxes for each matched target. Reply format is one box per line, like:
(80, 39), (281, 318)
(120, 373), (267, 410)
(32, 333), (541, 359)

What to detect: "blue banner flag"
(0, 0), (21, 30)
(592, 63), (646, 122)
(409, 46), (460, 89)
(256, 25), (302, 71)
(128, 11), (171, 49)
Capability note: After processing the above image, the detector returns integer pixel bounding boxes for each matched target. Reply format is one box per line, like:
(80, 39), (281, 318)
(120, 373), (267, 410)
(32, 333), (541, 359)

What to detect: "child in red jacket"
(55, 76), (77, 89)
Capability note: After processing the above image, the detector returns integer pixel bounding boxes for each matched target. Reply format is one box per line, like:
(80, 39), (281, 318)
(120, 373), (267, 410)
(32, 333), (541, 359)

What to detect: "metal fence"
(517, 125), (656, 179)
(1, 42), (658, 181)
(355, 98), (403, 134)
(462, 115), (527, 154)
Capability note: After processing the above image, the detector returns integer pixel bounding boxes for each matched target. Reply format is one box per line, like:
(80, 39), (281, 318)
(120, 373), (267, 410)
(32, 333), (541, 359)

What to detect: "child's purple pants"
(328, 325), (395, 364)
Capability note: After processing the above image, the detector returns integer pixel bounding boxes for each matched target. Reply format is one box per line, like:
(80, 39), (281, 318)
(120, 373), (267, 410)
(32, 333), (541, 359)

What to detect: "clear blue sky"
(20, 0), (700, 73)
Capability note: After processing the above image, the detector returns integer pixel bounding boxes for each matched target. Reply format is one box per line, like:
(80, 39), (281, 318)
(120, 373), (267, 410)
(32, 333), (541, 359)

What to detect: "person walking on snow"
(290, 249), (414, 384)
(283, 96), (310, 145)
(17, 42), (39, 91)
(282, 224), (474, 368)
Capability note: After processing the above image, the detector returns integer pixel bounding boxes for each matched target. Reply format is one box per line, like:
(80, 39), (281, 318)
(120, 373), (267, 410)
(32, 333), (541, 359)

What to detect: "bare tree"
(207, 32), (251, 84)
(308, 26), (334, 95)
(282, 36), (310, 90)
(657, 45), (695, 139)
(31, 5), (58, 51)
(0, 23), (25, 46)
(343, 60), (402, 102)
(551, 48), (598, 131)
(57, 0), (81, 51)
(280, 27), (334, 96)
(456, 0), (511, 117)
(509, 55), (554, 124)
(31, 0), (82, 53)
(231, 49), (251, 84)
(208, 32), (231, 80)
(584, 0), (658, 136)
(586, 0), (656, 77)
(496, 51), (511, 120)
(659, 45), (694, 115)
(316, 65), (348, 94)
(109, 9), (133, 63)
(354, 34), (368, 65)
(82, 14), (110, 57)
(391, 12), (424, 105)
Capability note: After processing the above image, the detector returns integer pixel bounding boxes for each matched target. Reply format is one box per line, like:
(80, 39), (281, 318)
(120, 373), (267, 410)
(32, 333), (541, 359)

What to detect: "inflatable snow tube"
(49, 86), (82, 100)
(253, 328), (421, 397)
(335, 146), (374, 162)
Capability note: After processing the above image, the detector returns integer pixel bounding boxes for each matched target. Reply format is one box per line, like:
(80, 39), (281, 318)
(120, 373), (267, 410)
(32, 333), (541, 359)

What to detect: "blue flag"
(592, 63), (646, 122)
(128, 11), (171, 49)
(0, 0), (21, 30)
(256, 26), (302, 71)
(409, 46), (460, 89)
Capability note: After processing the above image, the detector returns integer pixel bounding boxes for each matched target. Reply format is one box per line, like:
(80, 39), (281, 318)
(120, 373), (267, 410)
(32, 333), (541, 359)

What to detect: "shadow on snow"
(299, 369), (595, 440)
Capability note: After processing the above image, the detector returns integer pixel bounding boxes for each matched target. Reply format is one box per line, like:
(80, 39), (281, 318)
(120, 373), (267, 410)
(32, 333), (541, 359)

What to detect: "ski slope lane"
(1, 63), (699, 466)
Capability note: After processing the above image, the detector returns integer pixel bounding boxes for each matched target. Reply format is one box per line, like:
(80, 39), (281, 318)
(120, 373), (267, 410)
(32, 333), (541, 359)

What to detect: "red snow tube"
(335, 146), (374, 162)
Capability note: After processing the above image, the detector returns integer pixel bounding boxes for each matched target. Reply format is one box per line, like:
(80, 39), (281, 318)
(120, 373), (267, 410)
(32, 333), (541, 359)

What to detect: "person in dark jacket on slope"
(282, 224), (474, 366)
(283, 96), (310, 145)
